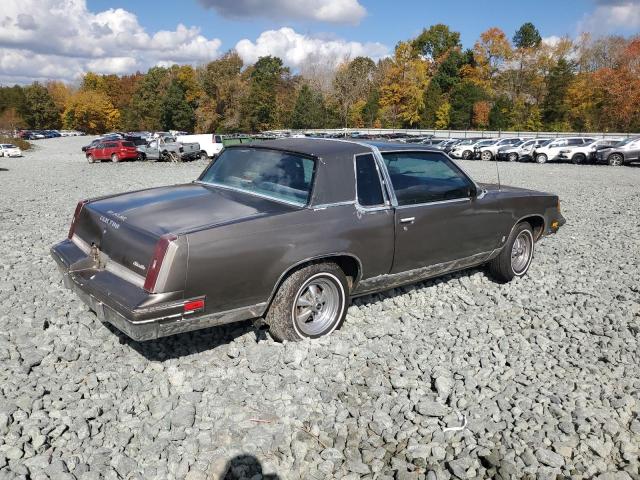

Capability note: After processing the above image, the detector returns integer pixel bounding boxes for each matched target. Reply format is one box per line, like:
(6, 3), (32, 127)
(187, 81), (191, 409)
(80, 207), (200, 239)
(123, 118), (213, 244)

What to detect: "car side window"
(382, 152), (473, 206)
(355, 154), (385, 207)
(568, 139), (583, 146)
(106, 142), (117, 148)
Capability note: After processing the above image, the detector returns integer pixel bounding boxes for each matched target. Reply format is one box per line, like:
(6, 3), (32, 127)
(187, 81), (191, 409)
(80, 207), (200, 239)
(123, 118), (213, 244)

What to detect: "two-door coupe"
(51, 138), (565, 341)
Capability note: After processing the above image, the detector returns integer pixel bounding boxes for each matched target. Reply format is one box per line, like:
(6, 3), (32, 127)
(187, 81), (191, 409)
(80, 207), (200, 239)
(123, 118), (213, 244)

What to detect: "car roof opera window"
(355, 154), (385, 207)
(382, 151), (473, 206)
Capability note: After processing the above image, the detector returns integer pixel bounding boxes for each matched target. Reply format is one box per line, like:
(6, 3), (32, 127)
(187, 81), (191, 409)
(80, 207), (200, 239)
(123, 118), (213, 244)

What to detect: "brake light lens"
(143, 234), (177, 293)
(68, 200), (88, 239)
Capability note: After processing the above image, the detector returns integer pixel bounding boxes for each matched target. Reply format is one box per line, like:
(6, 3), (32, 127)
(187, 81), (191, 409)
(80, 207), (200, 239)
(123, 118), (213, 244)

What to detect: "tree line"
(1, 23), (639, 134)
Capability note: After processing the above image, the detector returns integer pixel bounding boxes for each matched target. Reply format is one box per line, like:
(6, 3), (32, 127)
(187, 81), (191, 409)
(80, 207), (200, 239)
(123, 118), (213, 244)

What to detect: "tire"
(111, 153), (119, 163)
(461, 150), (473, 160)
(488, 222), (535, 283)
(572, 153), (586, 165)
(507, 152), (519, 162)
(608, 153), (624, 166)
(480, 150), (493, 161)
(199, 151), (208, 161)
(137, 153), (146, 161)
(266, 262), (348, 342)
(535, 153), (548, 164)
(87, 155), (95, 164)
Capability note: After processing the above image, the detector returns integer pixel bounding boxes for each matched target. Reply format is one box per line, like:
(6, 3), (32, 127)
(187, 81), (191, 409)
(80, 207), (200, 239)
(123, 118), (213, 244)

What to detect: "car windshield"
(456, 139), (476, 146)
(615, 137), (637, 146)
(477, 140), (494, 146)
(199, 148), (316, 206)
(1, 144), (16, 148)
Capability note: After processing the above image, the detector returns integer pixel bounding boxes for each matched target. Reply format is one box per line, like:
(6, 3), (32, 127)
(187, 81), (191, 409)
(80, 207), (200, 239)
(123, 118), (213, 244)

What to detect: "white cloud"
(198, 0), (366, 24)
(542, 36), (562, 47)
(578, 1), (640, 34)
(0, 0), (222, 84)
(235, 27), (388, 69)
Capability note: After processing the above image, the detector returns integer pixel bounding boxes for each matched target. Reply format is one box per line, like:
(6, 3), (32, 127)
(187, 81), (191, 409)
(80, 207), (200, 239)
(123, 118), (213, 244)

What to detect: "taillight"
(143, 234), (177, 293)
(68, 200), (88, 239)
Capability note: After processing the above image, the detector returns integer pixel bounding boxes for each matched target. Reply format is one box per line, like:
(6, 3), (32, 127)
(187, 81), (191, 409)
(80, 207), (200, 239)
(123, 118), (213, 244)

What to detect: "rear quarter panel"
(184, 205), (395, 313)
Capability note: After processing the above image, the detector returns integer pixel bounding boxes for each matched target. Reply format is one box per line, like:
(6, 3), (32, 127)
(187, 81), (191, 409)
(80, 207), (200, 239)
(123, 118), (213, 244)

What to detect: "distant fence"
(265, 128), (632, 139)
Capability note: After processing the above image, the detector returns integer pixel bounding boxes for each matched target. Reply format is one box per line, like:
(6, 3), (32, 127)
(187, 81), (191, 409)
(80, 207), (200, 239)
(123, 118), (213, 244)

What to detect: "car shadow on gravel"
(0, 167), (8, 171)
(104, 320), (266, 361)
(223, 454), (280, 479)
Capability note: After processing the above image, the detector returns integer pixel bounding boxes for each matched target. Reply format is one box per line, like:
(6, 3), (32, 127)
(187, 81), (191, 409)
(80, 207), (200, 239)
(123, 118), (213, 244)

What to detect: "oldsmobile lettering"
(51, 138), (565, 343)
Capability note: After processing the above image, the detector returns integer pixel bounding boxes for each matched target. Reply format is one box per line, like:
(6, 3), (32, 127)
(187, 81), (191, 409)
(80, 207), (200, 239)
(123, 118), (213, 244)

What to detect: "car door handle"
(399, 217), (415, 224)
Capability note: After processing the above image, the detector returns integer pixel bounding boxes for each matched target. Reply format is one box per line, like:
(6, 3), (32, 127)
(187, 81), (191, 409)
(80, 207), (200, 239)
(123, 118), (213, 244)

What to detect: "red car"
(86, 140), (139, 163)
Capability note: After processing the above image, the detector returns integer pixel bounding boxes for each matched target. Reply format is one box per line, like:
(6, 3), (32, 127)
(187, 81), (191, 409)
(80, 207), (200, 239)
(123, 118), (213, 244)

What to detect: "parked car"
(0, 144), (22, 157)
(176, 134), (224, 159)
(477, 138), (524, 161)
(532, 137), (596, 164)
(496, 139), (552, 162)
(51, 138), (565, 342)
(137, 136), (201, 162)
(86, 140), (139, 163)
(558, 138), (625, 164)
(594, 136), (640, 166)
(449, 138), (489, 159)
(435, 139), (463, 154)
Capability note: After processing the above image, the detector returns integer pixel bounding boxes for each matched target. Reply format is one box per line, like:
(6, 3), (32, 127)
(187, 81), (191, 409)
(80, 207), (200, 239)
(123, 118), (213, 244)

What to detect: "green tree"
(290, 84), (326, 129)
(489, 95), (512, 130)
(449, 80), (487, 129)
(24, 82), (60, 129)
(542, 58), (574, 127)
(241, 56), (288, 132)
(421, 80), (444, 127)
(413, 24), (461, 59)
(128, 67), (170, 130)
(513, 23), (542, 49)
(161, 80), (195, 131)
(0, 85), (28, 120)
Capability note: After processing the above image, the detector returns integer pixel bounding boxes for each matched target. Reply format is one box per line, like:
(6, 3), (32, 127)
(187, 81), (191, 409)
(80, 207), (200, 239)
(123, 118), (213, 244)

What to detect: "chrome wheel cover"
(511, 231), (533, 275)
(292, 275), (341, 336)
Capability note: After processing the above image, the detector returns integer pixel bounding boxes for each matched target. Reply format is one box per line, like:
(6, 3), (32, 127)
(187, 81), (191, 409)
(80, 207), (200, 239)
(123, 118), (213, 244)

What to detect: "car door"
(93, 143), (104, 159)
(381, 151), (508, 274)
(626, 139), (640, 161)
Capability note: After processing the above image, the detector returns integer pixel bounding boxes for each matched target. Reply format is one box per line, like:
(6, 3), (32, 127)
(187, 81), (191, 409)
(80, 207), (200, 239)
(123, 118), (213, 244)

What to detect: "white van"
(176, 134), (224, 159)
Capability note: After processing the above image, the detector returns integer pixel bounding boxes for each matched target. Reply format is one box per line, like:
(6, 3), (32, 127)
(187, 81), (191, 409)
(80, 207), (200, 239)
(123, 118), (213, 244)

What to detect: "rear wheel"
(608, 153), (624, 166)
(507, 152), (519, 162)
(488, 222), (535, 283)
(535, 153), (548, 164)
(111, 153), (119, 163)
(572, 153), (586, 165)
(199, 151), (208, 161)
(461, 150), (473, 160)
(266, 263), (348, 342)
(480, 150), (493, 161)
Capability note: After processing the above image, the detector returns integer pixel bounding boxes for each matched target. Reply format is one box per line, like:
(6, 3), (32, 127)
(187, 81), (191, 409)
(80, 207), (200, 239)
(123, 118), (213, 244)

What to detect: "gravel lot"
(0, 137), (638, 480)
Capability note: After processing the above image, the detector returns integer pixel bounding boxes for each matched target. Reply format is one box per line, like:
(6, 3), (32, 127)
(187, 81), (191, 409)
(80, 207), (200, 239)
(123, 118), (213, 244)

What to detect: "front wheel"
(572, 153), (586, 165)
(461, 150), (473, 160)
(266, 263), (348, 342)
(480, 150), (493, 161)
(535, 153), (548, 164)
(488, 222), (535, 283)
(507, 152), (519, 162)
(608, 153), (624, 166)
(111, 153), (119, 163)
(87, 155), (95, 163)
(199, 151), (208, 161)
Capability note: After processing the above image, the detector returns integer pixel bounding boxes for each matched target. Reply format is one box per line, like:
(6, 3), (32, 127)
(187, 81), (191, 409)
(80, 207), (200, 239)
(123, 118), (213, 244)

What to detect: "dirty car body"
(51, 139), (565, 341)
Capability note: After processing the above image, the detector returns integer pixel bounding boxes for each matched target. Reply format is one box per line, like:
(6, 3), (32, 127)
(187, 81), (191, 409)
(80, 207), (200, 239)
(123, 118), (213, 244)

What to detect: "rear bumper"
(51, 239), (210, 341)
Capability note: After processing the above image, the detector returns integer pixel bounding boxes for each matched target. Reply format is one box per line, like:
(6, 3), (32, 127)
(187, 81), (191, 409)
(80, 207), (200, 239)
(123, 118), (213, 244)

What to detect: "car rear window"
(199, 148), (315, 206)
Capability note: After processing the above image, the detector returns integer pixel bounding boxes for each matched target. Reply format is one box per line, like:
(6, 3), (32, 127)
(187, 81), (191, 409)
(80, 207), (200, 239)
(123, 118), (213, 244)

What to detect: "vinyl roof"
(246, 137), (440, 159)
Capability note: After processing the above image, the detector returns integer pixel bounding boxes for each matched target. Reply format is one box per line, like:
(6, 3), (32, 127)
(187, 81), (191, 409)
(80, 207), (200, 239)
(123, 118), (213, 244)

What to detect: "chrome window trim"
(395, 197), (471, 209)
(194, 180), (306, 208)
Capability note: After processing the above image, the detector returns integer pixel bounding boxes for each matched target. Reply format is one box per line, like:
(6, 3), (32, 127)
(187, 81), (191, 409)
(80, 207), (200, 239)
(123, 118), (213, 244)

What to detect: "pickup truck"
(176, 134), (224, 159)
(51, 138), (565, 342)
(137, 136), (202, 162)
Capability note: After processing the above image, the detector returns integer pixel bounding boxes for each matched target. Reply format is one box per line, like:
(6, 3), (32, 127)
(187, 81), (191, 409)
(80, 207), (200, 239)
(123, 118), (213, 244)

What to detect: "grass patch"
(0, 136), (32, 151)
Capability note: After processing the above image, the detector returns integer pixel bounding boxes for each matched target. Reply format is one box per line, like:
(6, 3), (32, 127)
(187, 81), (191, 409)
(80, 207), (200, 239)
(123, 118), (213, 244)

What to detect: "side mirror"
(469, 184), (478, 198)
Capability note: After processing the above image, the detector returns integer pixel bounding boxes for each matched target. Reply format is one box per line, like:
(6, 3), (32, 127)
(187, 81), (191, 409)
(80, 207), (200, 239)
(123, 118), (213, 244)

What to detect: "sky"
(1, 0), (639, 85)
